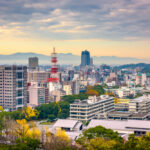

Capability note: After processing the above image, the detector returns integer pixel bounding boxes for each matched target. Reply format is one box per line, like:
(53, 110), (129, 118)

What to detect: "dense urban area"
(1, 49), (150, 149)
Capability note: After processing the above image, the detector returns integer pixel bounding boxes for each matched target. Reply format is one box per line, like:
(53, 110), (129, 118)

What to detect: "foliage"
(13, 137), (40, 150)
(56, 128), (70, 142)
(86, 137), (118, 150)
(48, 114), (55, 121)
(0, 106), (4, 112)
(22, 106), (39, 120)
(86, 89), (99, 96)
(93, 85), (105, 95)
(81, 126), (123, 142)
(76, 126), (124, 149)
(15, 119), (41, 139)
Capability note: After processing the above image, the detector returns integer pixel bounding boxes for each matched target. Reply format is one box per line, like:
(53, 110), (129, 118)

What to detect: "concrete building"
(62, 82), (72, 95)
(27, 71), (50, 83)
(53, 119), (83, 132)
(51, 89), (66, 102)
(105, 111), (150, 120)
(88, 119), (150, 137)
(72, 80), (80, 95)
(27, 82), (49, 106)
(0, 65), (27, 111)
(70, 95), (114, 121)
(129, 95), (150, 113)
(28, 57), (39, 70)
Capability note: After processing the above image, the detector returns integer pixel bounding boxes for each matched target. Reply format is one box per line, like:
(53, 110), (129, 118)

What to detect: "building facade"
(27, 82), (49, 106)
(27, 71), (50, 83)
(70, 95), (114, 121)
(0, 65), (27, 111)
(81, 50), (90, 67)
(28, 57), (39, 70)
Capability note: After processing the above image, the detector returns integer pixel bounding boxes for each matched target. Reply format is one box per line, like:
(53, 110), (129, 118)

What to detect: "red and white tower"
(47, 47), (59, 83)
(48, 48), (61, 93)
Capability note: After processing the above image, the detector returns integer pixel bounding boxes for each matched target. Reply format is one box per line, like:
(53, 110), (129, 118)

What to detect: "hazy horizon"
(0, 0), (150, 58)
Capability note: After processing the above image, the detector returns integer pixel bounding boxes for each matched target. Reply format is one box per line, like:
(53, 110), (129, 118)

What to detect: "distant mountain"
(113, 63), (150, 72)
(0, 52), (149, 65)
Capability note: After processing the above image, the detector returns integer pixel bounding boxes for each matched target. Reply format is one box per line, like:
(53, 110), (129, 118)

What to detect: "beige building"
(62, 81), (73, 95)
(28, 71), (50, 83)
(129, 95), (150, 113)
(28, 82), (49, 106)
(51, 89), (66, 102)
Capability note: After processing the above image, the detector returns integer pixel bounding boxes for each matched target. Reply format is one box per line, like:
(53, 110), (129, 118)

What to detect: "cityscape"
(0, 0), (150, 149)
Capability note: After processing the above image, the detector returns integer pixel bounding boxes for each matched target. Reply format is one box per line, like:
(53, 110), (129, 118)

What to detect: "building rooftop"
(71, 95), (114, 105)
(88, 119), (150, 131)
(53, 119), (78, 129)
(130, 95), (150, 103)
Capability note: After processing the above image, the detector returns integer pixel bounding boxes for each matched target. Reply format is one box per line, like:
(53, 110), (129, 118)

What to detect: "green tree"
(76, 126), (124, 149)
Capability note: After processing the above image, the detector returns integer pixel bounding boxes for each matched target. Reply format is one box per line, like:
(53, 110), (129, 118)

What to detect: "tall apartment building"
(28, 82), (49, 106)
(28, 57), (39, 70)
(27, 71), (50, 83)
(0, 65), (27, 111)
(70, 95), (114, 121)
(72, 80), (80, 95)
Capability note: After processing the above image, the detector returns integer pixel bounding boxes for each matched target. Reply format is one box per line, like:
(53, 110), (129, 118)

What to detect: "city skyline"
(0, 0), (150, 58)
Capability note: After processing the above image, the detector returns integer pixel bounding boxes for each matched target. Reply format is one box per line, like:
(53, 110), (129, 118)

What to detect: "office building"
(70, 95), (114, 121)
(0, 65), (27, 111)
(28, 57), (39, 70)
(81, 50), (90, 67)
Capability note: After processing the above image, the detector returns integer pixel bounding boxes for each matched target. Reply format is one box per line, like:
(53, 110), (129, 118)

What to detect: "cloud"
(0, 0), (149, 41)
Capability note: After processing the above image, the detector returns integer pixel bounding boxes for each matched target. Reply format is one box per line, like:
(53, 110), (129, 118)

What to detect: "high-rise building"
(0, 65), (27, 111)
(81, 50), (90, 67)
(28, 57), (39, 70)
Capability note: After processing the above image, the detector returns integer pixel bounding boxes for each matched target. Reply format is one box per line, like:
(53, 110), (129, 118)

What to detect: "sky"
(0, 0), (150, 58)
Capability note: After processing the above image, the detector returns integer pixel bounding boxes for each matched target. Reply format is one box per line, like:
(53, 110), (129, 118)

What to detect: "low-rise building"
(70, 95), (114, 121)
(53, 119), (83, 132)
(129, 95), (150, 113)
(87, 119), (150, 137)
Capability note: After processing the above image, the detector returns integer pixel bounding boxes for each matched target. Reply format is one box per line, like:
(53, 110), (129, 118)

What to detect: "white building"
(87, 119), (150, 137)
(53, 119), (83, 132)
(129, 95), (150, 113)
(70, 95), (114, 121)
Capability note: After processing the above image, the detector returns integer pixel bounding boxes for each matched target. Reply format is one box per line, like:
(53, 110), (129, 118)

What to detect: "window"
(17, 90), (22, 96)
(17, 81), (23, 88)
(17, 72), (23, 79)
(17, 98), (23, 105)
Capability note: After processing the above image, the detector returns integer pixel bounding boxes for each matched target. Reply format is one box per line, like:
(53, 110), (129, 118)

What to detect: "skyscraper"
(81, 50), (90, 67)
(0, 65), (27, 111)
(28, 57), (39, 70)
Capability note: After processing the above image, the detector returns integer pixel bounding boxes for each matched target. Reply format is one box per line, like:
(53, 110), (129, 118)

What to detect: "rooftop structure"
(53, 119), (83, 132)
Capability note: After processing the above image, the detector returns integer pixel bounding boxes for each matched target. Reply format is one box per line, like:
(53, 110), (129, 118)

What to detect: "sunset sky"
(0, 0), (150, 58)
